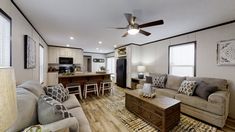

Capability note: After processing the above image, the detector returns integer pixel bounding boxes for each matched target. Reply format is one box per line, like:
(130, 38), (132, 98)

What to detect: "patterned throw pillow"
(38, 95), (73, 125)
(45, 83), (69, 102)
(23, 125), (46, 132)
(178, 80), (197, 96)
(152, 74), (167, 88)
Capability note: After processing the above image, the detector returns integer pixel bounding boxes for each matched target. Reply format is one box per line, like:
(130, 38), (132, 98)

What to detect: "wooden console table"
(125, 90), (180, 132)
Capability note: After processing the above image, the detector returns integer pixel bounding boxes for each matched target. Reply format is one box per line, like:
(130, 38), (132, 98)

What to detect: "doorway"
(83, 56), (92, 72)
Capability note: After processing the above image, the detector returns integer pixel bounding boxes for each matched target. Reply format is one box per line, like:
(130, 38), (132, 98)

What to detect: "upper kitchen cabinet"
(48, 46), (83, 65)
(59, 48), (73, 57)
(48, 47), (59, 64)
(73, 49), (83, 64)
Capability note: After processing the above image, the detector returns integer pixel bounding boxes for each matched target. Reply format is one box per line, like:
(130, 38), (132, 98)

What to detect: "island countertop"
(58, 72), (110, 78)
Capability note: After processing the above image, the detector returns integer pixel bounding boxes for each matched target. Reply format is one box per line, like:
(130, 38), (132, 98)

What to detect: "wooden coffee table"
(125, 90), (181, 132)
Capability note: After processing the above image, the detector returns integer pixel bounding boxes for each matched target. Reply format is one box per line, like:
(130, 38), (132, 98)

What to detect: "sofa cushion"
(69, 107), (92, 132)
(38, 95), (73, 125)
(175, 94), (224, 116)
(155, 88), (177, 98)
(7, 88), (38, 132)
(178, 80), (197, 96)
(18, 80), (45, 97)
(166, 75), (186, 91)
(195, 81), (218, 100)
(186, 77), (228, 91)
(151, 74), (167, 88)
(62, 94), (81, 109)
(45, 83), (69, 103)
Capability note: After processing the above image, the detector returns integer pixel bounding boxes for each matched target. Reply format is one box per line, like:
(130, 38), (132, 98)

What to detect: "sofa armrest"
(208, 91), (228, 104)
(41, 117), (79, 132)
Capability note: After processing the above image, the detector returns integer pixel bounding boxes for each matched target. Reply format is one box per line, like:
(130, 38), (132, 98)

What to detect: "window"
(106, 57), (115, 74)
(169, 42), (196, 77)
(39, 45), (44, 83)
(0, 9), (11, 67)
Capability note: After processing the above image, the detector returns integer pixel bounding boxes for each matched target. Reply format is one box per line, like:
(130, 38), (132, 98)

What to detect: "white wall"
(105, 52), (115, 58)
(83, 52), (106, 72)
(0, 0), (48, 85)
(140, 22), (235, 118)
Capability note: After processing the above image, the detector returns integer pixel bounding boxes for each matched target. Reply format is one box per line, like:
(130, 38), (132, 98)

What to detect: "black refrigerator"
(116, 58), (127, 88)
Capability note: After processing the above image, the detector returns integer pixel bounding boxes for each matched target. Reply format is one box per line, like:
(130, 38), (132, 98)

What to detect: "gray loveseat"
(7, 80), (91, 132)
(137, 74), (230, 128)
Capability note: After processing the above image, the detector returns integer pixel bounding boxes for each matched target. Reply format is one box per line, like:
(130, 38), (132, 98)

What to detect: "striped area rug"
(100, 88), (218, 132)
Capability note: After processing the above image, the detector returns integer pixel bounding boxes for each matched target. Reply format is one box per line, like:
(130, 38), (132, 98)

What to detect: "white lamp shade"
(0, 68), (17, 131)
(137, 66), (146, 72)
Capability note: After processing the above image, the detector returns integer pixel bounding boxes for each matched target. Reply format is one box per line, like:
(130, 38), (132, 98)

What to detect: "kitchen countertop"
(58, 72), (110, 78)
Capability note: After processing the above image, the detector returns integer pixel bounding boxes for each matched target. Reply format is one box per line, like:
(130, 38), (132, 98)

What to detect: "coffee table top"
(125, 90), (181, 110)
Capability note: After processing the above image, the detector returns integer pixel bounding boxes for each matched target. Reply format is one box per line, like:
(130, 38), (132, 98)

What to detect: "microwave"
(59, 57), (73, 64)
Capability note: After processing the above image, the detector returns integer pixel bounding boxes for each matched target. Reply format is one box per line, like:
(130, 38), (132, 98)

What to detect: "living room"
(1, 0), (235, 132)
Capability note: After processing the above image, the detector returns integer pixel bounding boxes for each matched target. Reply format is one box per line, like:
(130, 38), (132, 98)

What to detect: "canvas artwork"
(24, 35), (36, 69)
(217, 39), (235, 65)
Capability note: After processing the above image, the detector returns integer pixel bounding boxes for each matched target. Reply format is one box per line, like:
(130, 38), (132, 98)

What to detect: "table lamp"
(137, 66), (146, 79)
(0, 67), (17, 131)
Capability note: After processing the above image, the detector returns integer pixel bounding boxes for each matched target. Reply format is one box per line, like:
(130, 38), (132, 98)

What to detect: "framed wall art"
(217, 39), (235, 65)
(24, 35), (36, 69)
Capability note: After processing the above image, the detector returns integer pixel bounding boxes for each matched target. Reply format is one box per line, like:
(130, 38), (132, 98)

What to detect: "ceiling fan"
(113, 13), (164, 37)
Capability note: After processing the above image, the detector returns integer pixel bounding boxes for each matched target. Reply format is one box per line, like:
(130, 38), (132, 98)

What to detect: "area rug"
(100, 88), (218, 132)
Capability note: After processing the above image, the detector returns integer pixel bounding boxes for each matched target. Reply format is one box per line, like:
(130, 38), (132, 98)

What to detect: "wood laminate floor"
(79, 86), (235, 132)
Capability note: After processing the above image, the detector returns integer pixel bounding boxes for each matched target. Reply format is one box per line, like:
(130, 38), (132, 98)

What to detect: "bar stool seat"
(100, 80), (113, 96)
(66, 83), (82, 99)
(84, 81), (99, 99)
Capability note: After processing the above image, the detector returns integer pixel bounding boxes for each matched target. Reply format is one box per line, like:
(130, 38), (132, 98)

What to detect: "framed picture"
(217, 39), (235, 65)
(93, 58), (105, 63)
(24, 35), (36, 69)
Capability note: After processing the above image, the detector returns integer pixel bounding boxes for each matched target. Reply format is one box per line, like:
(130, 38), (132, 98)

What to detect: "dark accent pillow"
(195, 81), (218, 100)
(45, 83), (69, 102)
(146, 76), (152, 83)
(38, 95), (73, 125)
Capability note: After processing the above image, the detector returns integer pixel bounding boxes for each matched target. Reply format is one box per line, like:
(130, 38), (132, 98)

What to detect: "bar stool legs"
(84, 83), (99, 99)
(66, 83), (83, 100)
(100, 81), (113, 96)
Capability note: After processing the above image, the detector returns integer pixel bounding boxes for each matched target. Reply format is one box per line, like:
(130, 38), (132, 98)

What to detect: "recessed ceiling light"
(66, 44), (70, 47)
(114, 45), (117, 48)
(70, 37), (74, 40)
(98, 41), (102, 44)
(96, 48), (99, 50)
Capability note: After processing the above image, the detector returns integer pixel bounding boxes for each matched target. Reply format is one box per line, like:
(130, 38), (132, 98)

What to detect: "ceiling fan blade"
(133, 16), (136, 23)
(124, 13), (133, 25)
(139, 29), (151, 36)
(122, 32), (128, 37)
(113, 27), (128, 29)
(139, 20), (164, 28)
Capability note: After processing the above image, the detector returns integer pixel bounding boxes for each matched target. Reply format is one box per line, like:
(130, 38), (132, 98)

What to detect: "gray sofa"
(138, 74), (230, 128)
(7, 80), (91, 132)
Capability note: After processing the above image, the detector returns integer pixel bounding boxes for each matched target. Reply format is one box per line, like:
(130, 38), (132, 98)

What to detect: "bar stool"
(84, 81), (99, 99)
(66, 83), (82, 100)
(99, 80), (113, 96)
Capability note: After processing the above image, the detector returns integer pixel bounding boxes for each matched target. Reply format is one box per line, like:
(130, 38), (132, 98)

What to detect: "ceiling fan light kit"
(128, 28), (140, 35)
(113, 13), (164, 37)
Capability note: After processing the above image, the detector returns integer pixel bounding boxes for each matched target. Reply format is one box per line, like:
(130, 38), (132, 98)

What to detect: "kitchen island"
(58, 72), (111, 87)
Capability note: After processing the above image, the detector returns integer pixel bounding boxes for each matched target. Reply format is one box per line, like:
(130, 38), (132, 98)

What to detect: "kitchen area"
(47, 46), (110, 87)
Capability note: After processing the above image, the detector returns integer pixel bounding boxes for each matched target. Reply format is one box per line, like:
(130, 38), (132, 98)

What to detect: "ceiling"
(13, 0), (235, 53)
